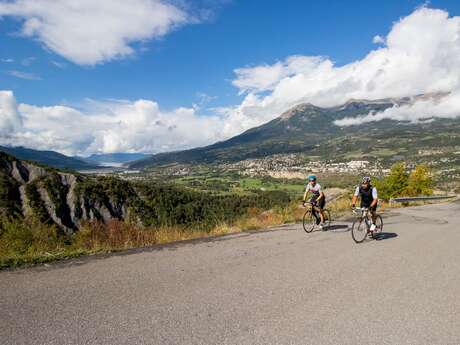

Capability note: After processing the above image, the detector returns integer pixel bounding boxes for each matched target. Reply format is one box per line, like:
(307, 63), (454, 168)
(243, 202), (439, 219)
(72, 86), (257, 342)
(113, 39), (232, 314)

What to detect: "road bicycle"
(351, 207), (383, 243)
(302, 201), (331, 233)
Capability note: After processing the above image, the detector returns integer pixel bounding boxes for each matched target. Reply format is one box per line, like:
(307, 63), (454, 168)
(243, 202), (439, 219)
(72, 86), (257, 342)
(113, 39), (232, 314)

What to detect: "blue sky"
(1, 0), (458, 109)
(1, 0), (460, 155)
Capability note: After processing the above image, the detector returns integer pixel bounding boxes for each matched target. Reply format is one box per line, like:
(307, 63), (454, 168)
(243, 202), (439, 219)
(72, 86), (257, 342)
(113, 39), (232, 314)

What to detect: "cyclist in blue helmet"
(303, 174), (326, 229)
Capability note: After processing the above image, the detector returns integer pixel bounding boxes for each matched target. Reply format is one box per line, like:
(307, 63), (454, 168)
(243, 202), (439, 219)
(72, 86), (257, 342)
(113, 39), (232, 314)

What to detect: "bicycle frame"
(351, 207), (383, 243)
(308, 201), (319, 210)
(307, 201), (322, 218)
(302, 201), (331, 233)
(352, 208), (371, 227)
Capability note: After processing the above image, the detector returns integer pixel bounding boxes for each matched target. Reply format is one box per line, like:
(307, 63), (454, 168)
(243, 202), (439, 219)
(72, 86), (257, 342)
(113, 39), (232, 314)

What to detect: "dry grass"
(234, 194), (353, 231)
(4, 192), (456, 269)
(73, 220), (244, 252)
(0, 192), (357, 268)
(68, 195), (458, 256)
(0, 217), (82, 268)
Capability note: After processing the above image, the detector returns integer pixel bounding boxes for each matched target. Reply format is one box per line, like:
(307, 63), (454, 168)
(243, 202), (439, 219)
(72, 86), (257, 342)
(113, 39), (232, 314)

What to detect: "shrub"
(0, 172), (21, 216)
(375, 162), (409, 200)
(374, 162), (434, 200)
(0, 217), (66, 267)
(405, 165), (433, 196)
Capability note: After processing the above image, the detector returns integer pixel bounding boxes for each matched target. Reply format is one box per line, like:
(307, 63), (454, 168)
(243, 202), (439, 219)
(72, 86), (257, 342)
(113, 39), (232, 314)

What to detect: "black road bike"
(351, 207), (383, 243)
(302, 201), (331, 233)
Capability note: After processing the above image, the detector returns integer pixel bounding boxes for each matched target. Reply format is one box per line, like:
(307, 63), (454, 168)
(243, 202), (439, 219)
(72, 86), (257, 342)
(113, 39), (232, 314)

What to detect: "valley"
(122, 97), (460, 190)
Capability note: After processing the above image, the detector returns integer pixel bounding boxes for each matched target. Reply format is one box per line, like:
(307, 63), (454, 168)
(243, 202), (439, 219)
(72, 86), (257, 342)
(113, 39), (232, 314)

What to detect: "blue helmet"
(308, 175), (317, 181)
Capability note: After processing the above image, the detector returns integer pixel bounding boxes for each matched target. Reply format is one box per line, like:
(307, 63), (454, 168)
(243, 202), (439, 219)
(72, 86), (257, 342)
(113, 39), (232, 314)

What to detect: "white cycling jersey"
(305, 182), (322, 196)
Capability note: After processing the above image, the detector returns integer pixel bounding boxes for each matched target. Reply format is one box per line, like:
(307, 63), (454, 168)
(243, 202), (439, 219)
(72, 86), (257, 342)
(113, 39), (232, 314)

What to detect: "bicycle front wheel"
(351, 219), (368, 243)
(302, 210), (317, 233)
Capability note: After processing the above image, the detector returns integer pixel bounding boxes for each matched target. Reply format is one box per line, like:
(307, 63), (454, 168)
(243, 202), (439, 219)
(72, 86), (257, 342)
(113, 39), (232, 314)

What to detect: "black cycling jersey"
(359, 185), (376, 207)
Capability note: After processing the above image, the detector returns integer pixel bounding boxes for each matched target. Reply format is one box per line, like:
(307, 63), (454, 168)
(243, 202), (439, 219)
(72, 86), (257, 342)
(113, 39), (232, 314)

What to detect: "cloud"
(232, 56), (323, 94)
(0, 91), (23, 135)
(0, 91), (223, 156)
(195, 92), (217, 105)
(372, 35), (385, 44)
(227, 6), (460, 130)
(2, 6), (460, 156)
(333, 92), (460, 126)
(0, 0), (191, 65)
(21, 56), (36, 66)
(6, 70), (41, 80)
(50, 60), (66, 69)
(1, 58), (14, 63)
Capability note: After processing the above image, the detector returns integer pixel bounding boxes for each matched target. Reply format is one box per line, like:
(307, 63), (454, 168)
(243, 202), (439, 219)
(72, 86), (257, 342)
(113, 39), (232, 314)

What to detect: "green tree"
(377, 162), (409, 199)
(405, 165), (433, 196)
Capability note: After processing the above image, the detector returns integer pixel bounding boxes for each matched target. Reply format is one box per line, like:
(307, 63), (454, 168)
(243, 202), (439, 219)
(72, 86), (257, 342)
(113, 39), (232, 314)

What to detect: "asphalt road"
(2, 200), (460, 345)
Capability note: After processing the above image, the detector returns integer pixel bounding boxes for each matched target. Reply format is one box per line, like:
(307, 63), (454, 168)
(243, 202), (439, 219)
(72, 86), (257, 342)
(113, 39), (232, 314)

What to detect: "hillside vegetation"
(0, 151), (437, 268)
(0, 152), (298, 267)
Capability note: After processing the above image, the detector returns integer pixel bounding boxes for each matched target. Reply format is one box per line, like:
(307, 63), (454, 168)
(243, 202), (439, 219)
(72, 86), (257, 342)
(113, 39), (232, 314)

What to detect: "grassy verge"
(1, 193), (352, 269)
(4, 194), (450, 269)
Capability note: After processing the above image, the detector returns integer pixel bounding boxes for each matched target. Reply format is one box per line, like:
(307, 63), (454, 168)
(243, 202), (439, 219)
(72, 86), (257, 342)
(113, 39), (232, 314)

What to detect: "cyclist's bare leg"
(319, 209), (325, 223)
(370, 210), (377, 224)
(312, 206), (324, 224)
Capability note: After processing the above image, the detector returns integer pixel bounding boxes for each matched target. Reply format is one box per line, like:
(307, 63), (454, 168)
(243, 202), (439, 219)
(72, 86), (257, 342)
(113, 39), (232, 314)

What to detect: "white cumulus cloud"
(334, 92), (460, 126)
(0, 0), (190, 65)
(0, 91), (223, 156)
(0, 91), (23, 135)
(232, 56), (324, 94)
(228, 6), (460, 130)
(2, 6), (460, 155)
(372, 35), (385, 44)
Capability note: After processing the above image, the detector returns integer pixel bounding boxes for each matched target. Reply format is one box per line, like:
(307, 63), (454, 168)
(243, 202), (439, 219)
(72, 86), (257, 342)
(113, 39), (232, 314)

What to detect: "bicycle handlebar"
(352, 207), (369, 214)
(302, 201), (318, 205)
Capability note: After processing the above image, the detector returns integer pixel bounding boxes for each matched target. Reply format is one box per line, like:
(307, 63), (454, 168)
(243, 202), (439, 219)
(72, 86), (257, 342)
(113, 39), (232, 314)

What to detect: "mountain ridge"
(0, 151), (150, 233)
(0, 146), (98, 171)
(84, 153), (148, 165)
(128, 93), (459, 169)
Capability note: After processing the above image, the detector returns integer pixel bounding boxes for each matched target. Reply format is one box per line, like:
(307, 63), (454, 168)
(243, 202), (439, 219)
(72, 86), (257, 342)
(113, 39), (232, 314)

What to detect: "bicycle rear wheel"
(371, 215), (384, 239)
(375, 215), (383, 232)
(302, 210), (317, 233)
(351, 219), (368, 243)
(322, 209), (331, 228)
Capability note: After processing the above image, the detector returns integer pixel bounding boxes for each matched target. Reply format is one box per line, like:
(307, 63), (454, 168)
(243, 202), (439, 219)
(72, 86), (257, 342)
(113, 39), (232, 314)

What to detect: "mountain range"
(0, 146), (97, 171)
(84, 153), (148, 167)
(0, 147), (148, 171)
(3, 94), (459, 174)
(129, 94), (460, 169)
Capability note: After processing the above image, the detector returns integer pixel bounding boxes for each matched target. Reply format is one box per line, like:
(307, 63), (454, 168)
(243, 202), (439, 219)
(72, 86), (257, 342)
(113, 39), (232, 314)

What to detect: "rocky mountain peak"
(280, 103), (320, 120)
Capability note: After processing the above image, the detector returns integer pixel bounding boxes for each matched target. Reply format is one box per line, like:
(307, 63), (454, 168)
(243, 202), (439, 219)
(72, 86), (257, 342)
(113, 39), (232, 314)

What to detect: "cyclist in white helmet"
(303, 175), (326, 230)
(352, 176), (379, 232)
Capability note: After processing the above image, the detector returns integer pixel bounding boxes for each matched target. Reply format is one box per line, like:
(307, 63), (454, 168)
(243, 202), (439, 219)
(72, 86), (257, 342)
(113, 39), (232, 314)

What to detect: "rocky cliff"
(0, 152), (141, 233)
